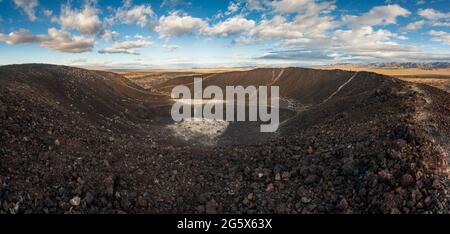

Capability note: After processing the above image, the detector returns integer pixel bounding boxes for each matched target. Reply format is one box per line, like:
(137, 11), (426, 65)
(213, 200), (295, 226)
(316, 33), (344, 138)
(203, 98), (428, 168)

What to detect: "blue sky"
(0, 0), (450, 68)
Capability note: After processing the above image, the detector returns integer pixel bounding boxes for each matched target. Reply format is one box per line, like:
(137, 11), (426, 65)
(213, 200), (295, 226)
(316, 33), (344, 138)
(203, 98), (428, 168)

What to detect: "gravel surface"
(0, 64), (449, 214)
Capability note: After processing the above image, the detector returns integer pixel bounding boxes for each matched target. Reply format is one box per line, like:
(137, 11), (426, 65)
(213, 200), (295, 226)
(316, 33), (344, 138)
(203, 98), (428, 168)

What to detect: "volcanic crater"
(0, 64), (449, 214)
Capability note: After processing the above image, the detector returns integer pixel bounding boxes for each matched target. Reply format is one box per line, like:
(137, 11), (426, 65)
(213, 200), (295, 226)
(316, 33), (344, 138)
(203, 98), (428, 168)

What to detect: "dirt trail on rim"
(321, 72), (359, 105)
(279, 72), (359, 127)
(270, 68), (285, 85)
(410, 83), (450, 174)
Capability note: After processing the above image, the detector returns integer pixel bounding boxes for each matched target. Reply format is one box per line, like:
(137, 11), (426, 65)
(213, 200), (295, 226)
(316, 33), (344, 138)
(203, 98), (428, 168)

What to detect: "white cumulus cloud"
(114, 0), (155, 27)
(0, 28), (94, 53)
(99, 39), (152, 55)
(0, 28), (44, 44)
(41, 28), (95, 53)
(206, 16), (255, 36)
(155, 11), (208, 38)
(272, 0), (336, 15)
(418, 8), (450, 21)
(13, 0), (39, 21)
(418, 8), (450, 26)
(429, 30), (450, 45)
(59, 3), (103, 35)
(342, 4), (410, 28)
(405, 20), (425, 31)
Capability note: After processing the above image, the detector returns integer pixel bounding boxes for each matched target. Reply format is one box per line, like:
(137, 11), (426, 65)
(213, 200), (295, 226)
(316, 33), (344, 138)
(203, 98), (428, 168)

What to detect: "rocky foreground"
(0, 64), (449, 214)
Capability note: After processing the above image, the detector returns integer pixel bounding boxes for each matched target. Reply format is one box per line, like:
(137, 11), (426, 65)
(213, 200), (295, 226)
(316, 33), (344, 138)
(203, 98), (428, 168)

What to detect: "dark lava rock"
(206, 199), (218, 214)
(401, 174), (415, 187)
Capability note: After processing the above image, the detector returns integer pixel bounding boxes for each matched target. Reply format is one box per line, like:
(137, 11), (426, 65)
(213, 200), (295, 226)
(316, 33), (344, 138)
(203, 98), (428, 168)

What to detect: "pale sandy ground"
(118, 67), (253, 74)
(117, 67), (253, 81)
(321, 65), (450, 93)
(166, 118), (230, 146)
(321, 65), (450, 76)
(111, 68), (252, 90)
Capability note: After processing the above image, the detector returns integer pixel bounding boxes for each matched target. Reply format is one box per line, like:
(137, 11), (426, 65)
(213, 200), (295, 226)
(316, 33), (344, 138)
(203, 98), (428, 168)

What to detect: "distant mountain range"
(368, 62), (450, 69)
(328, 62), (450, 69)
